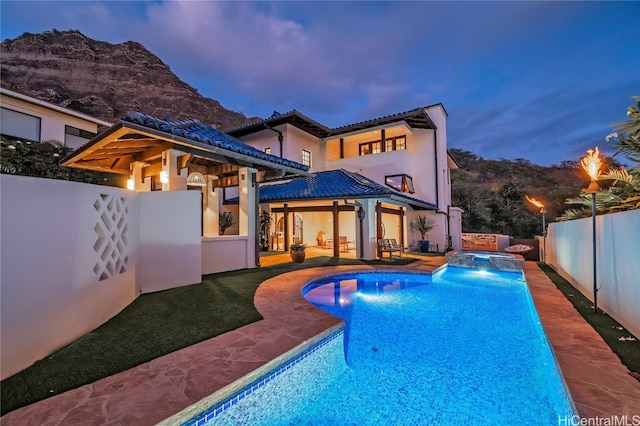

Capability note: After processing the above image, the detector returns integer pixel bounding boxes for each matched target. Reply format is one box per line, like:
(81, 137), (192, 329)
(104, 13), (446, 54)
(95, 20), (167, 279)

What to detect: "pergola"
(62, 111), (310, 190)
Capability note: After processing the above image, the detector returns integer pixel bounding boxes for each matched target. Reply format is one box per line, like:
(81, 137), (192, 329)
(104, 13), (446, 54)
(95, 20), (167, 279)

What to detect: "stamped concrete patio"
(2, 251), (639, 425)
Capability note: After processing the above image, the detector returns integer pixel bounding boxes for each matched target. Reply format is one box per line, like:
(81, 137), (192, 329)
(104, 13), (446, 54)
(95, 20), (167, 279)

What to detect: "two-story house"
(227, 104), (462, 259)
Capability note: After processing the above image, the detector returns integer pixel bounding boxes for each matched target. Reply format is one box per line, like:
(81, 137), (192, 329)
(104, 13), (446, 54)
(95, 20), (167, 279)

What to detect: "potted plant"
(410, 215), (436, 253)
(289, 243), (306, 263)
(219, 211), (237, 235)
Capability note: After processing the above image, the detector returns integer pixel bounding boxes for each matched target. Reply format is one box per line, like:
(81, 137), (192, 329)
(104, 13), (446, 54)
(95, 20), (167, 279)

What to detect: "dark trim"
(399, 208), (405, 246)
(380, 129), (386, 153)
(376, 201), (383, 258)
(271, 205), (354, 213)
(434, 128), (440, 209)
(339, 138), (344, 159)
(283, 203), (289, 251)
(332, 201), (340, 258)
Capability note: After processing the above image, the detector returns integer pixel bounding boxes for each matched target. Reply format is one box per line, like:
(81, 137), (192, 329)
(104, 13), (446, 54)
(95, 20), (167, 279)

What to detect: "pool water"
(186, 267), (575, 425)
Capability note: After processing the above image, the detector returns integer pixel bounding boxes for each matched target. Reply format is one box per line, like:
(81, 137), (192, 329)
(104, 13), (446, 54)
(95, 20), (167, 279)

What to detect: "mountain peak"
(1, 29), (254, 130)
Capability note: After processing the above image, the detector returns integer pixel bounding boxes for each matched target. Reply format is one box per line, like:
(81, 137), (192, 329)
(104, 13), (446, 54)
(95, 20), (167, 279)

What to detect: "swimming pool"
(181, 267), (575, 425)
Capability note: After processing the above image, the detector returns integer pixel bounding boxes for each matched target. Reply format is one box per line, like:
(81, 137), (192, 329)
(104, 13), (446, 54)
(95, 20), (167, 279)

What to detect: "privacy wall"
(546, 209), (640, 338)
(0, 175), (201, 379)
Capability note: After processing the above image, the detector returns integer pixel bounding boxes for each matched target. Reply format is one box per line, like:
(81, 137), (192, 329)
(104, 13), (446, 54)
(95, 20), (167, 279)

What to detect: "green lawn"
(0, 255), (417, 416)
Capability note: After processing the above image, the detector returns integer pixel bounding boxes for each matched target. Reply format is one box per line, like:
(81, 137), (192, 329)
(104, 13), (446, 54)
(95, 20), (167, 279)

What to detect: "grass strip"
(1, 256), (416, 415)
(537, 262), (640, 378)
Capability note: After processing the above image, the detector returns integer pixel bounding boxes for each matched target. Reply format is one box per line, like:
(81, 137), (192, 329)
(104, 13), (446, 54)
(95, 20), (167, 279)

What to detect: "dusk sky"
(1, 1), (638, 166)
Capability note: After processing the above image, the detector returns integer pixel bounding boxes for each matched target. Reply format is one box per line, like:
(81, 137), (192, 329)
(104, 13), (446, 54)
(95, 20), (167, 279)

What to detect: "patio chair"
(378, 239), (402, 259)
(389, 239), (406, 256)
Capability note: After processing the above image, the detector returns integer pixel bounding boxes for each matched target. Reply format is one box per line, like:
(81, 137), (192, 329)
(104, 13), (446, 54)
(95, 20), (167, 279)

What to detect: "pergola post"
(333, 201), (340, 257)
(161, 148), (187, 191)
(203, 179), (220, 237)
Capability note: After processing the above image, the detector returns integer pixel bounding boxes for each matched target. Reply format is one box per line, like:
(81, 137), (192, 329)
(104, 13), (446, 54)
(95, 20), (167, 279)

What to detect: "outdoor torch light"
(581, 147), (601, 313)
(525, 195), (547, 263)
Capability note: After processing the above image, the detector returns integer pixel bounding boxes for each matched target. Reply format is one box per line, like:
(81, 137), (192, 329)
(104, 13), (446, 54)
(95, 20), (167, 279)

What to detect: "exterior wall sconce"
(160, 171), (169, 184)
(126, 178), (135, 190)
(187, 172), (207, 187)
(581, 147), (601, 313)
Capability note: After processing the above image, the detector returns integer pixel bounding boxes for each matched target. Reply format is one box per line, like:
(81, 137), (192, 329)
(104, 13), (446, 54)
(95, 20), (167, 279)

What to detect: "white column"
(238, 167), (258, 268)
(161, 149), (188, 191)
(203, 177), (221, 237)
(360, 199), (377, 260)
(130, 161), (151, 192)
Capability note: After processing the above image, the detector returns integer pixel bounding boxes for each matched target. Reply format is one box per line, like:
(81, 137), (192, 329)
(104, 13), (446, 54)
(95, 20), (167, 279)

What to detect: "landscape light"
(525, 195), (547, 263)
(581, 147), (601, 313)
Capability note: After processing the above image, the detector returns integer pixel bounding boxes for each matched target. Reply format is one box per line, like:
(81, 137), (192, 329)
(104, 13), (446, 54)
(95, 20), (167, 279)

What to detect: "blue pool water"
(184, 267), (575, 425)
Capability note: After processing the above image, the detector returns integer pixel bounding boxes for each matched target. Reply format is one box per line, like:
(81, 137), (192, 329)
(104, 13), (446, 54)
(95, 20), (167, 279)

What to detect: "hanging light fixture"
(187, 171), (207, 187)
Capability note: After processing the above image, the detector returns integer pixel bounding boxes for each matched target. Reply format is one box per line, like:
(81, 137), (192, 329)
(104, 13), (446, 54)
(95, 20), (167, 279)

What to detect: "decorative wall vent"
(93, 194), (129, 281)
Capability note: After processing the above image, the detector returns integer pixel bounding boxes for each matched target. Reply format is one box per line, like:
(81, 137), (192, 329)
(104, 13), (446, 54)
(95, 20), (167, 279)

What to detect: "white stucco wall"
(202, 236), (251, 273)
(136, 190), (202, 294)
(1, 176), (204, 378)
(546, 210), (640, 338)
(0, 175), (138, 379)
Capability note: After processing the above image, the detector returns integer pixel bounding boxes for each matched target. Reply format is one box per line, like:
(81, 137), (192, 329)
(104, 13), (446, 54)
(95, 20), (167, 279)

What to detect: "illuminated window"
(302, 149), (312, 167)
(360, 135), (406, 156)
(359, 141), (381, 156)
(264, 147), (271, 154)
(385, 174), (415, 194)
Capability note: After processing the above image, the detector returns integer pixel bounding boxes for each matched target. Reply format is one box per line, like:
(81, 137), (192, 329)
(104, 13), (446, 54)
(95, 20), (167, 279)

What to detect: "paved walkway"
(2, 254), (639, 425)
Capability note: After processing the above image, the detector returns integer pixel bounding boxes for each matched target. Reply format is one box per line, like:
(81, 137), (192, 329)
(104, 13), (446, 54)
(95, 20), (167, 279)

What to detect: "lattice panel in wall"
(93, 194), (129, 281)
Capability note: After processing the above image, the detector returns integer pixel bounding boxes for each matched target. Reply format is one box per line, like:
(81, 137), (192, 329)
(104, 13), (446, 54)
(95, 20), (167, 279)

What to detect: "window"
(64, 125), (97, 148)
(360, 135), (405, 156)
(385, 174), (415, 194)
(1, 107), (41, 141)
(359, 141), (381, 156)
(264, 147), (271, 154)
(385, 136), (406, 151)
(302, 149), (312, 167)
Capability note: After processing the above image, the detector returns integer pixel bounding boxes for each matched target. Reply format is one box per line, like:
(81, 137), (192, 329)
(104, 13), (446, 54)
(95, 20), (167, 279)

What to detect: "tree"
(560, 97), (640, 220)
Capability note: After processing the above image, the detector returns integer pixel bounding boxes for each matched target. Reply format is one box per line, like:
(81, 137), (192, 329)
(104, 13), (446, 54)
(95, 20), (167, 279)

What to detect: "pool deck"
(2, 254), (639, 425)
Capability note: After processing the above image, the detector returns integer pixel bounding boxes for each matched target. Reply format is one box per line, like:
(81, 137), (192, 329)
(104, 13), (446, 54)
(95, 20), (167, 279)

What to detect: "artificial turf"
(0, 255), (417, 416)
(537, 262), (640, 379)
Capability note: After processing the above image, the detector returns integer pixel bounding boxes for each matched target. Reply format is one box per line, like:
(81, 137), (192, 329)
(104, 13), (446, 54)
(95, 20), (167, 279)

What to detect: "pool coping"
(1, 259), (638, 425)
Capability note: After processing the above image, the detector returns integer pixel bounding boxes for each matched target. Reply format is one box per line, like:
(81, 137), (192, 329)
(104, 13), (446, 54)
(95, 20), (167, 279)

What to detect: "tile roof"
(227, 103), (446, 139)
(228, 169), (436, 209)
(227, 109), (332, 139)
(123, 111), (309, 172)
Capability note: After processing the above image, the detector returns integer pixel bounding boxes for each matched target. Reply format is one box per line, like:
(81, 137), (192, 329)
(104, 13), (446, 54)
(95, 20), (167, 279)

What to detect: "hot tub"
(445, 250), (525, 272)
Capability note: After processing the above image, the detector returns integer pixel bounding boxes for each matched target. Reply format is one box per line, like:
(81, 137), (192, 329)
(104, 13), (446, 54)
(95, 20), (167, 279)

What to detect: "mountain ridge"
(1, 29), (256, 130)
